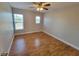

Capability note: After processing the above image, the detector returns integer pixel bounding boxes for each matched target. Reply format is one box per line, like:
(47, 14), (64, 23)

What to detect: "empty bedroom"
(0, 2), (79, 56)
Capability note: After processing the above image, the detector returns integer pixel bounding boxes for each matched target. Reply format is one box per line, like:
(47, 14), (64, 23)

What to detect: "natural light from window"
(14, 14), (24, 30)
(35, 16), (40, 24)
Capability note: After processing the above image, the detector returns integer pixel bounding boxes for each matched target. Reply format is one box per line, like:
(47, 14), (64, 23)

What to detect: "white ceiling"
(9, 2), (79, 13)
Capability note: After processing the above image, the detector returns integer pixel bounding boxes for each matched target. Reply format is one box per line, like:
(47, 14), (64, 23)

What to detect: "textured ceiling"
(9, 2), (79, 13)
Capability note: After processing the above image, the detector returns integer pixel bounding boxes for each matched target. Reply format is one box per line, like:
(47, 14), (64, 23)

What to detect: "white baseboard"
(15, 31), (42, 36)
(43, 31), (79, 50)
(7, 34), (14, 56)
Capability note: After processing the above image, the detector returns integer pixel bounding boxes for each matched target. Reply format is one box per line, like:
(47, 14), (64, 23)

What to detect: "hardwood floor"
(9, 32), (79, 56)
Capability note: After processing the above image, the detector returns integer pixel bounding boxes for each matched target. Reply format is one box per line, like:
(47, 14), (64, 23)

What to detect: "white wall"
(0, 3), (14, 54)
(44, 6), (79, 49)
(13, 8), (44, 35)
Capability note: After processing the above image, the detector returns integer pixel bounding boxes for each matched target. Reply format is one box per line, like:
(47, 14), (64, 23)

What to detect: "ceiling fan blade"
(44, 4), (51, 6)
(33, 2), (41, 5)
(43, 8), (48, 10)
(33, 2), (38, 4)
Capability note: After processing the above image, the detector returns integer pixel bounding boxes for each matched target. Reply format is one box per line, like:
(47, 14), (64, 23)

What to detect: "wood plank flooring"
(9, 32), (79, 56)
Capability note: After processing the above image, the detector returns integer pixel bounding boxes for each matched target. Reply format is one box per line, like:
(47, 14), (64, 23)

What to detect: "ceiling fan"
(31, 2), (51, 11)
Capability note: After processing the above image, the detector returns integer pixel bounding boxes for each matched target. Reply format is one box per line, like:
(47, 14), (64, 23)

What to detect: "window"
(14, 14), (24, 30)
(35, 16), (40, 24)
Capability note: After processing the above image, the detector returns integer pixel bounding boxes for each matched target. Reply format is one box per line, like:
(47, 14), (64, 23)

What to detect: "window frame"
(35, 16), (41, 24)
(13, 13), (24, 31)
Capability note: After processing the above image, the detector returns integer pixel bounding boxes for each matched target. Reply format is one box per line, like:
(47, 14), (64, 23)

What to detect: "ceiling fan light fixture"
(40, 8), (43, 11)
(33, 2), (51, 11)
(37, 8), (40, 11)
(36, 7), (43, 11)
